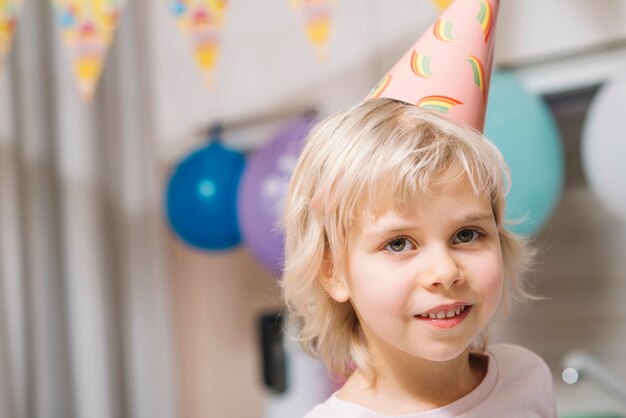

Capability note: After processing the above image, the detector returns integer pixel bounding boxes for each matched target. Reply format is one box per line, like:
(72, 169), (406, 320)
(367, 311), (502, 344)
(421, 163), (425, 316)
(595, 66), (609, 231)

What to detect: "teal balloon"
(485, 71), (564, 236)
(165, 142), (245, 250)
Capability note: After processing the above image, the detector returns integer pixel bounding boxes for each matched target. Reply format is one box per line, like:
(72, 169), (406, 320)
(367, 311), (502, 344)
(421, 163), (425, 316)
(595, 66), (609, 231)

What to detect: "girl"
(280, 98), (556, 417)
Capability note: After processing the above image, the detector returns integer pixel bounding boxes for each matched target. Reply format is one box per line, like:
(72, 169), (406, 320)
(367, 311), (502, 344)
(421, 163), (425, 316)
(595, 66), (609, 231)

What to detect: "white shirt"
(304, 344), (556, 417)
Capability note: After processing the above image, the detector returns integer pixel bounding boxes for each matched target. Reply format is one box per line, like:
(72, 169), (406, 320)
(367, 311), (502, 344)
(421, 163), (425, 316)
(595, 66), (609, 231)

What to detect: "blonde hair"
(280, 98), (535, 379)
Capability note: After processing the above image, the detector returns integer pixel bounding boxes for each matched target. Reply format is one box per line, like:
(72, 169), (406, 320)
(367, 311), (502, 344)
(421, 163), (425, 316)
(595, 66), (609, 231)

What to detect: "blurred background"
(1, 0), (626, 417)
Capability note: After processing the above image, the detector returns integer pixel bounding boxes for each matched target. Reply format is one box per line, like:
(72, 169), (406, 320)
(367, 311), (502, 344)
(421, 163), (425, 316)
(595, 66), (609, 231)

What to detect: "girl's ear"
(320, 275), (351, 303)
(319, 257), (351, 303)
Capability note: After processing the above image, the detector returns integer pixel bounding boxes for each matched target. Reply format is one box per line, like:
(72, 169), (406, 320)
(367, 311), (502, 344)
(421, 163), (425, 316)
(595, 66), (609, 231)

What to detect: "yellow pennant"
(290, 0), (334, 62)
(52, 0), (125, 101)
(432, 0), (453, 11)
(0, 0), (23, 75)
(166, 0), (228, 86)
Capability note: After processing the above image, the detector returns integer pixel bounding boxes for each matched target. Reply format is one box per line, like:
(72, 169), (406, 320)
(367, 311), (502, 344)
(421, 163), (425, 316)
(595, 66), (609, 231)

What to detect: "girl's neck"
(337, 348), (488, 415)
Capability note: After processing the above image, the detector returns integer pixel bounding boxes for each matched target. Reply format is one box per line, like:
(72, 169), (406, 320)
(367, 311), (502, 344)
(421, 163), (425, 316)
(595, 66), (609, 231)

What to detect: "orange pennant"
(432, 0), (453, 11)
(167, 0), (228, 86)
(52, 0), (125, 101)
(290, 0), (334, 62)
(0, 0), (23, 75)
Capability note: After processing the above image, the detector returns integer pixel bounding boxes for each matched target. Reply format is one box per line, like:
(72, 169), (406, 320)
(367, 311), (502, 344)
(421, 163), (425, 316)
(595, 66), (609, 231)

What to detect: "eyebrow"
(363, 212), (495, 239)
(456, 212), (495, 223)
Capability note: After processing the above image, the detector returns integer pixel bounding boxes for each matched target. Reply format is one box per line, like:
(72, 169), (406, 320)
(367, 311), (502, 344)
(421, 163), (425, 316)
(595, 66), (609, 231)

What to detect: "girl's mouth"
(414, 304), (472, 329)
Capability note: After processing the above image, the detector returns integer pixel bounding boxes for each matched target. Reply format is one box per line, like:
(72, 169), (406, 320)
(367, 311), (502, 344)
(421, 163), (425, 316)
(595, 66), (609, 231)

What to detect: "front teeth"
(420, 305), (466, 319)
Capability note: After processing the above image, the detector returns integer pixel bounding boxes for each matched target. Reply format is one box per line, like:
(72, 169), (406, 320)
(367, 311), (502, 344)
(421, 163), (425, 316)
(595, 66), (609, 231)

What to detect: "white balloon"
(582, 70), (626, 223)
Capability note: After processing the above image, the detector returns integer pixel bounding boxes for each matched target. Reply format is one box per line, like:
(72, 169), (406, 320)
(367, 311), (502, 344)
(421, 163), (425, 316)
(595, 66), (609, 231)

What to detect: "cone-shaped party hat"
(365, 0), (499, 132)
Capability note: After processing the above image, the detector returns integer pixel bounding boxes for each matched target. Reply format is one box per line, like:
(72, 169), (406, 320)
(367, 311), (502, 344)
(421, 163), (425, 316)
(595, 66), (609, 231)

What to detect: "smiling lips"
(415, 303), (473, 329)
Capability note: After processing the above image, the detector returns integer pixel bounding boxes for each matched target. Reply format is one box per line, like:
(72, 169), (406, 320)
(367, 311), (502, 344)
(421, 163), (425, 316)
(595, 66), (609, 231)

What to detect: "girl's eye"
(453, 228), (482, 244)
(384, 238), (415, 253)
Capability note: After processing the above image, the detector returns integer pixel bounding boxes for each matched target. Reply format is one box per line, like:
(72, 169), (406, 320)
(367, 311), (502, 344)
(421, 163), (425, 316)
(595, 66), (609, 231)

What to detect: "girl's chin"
(407, 342), (474, 363)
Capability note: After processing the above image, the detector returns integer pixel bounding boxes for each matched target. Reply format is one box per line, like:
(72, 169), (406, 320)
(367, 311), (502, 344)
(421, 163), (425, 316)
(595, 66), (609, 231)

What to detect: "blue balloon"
(485, 71), (565, 236)
(166, 142), (245, 250)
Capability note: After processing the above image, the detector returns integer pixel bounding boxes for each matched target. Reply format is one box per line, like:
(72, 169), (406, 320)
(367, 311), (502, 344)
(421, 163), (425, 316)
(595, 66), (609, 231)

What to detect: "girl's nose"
(421, 245), (464, 290)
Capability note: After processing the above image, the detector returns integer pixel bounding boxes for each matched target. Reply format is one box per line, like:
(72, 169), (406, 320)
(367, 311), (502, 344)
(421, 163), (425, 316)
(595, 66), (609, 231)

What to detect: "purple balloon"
(238, 115), (316, 276)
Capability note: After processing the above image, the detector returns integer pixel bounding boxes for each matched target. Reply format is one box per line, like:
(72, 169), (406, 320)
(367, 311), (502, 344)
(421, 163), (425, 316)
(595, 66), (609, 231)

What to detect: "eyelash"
(452, 227), (486, 244)
(382, 227), (486, 254)
(383, 236), (415, 254)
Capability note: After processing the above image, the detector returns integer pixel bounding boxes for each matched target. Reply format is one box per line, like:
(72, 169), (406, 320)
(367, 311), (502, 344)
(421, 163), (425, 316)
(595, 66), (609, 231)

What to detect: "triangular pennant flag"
(366, 0), (499, 132)
(166, 0), (228, 85)
(0, 0), (23, 75)
(52, 0), (125, 101)
(431, 0), (454, 11)
(290, 0), (334, 62)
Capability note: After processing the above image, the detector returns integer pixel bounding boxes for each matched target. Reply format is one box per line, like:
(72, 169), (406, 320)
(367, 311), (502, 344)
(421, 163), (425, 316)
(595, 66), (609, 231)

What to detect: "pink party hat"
(365, 0), (499, 132)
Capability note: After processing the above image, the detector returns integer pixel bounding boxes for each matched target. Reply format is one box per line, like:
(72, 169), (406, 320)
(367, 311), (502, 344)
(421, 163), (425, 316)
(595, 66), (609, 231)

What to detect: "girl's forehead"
(349, 177), (493, 231)
(360, 172), (485, 211)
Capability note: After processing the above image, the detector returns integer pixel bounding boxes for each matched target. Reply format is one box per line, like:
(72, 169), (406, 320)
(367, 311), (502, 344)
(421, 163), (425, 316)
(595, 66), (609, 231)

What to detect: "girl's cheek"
(469, 255), (504, 298)
(483, 265), (505, 299)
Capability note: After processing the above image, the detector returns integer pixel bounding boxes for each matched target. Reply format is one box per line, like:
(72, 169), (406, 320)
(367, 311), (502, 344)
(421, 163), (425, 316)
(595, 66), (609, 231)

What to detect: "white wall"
(497, 0), (626, 64)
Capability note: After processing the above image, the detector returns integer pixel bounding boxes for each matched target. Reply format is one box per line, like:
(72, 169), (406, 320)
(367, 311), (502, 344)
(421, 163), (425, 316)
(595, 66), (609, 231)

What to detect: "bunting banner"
(0, 0), (23, 75)
(290, 0), (334, 62)
(52, 0), (125, 101)
(431, 0), (453, 11)
(166, 0), (228, 85)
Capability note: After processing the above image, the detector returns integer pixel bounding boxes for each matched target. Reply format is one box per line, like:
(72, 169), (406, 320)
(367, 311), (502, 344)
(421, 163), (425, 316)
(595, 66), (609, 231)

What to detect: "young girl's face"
(338, 175), (503, 366)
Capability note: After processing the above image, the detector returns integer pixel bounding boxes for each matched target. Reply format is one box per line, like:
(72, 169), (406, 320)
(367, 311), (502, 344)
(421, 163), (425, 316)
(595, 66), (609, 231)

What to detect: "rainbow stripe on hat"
(466, 56), (485, 98)
(417, 95), (463, 114)
(476, 0), (494, 42)
(433, 19), (455, 42)
(368, 74), (391, 98)
(411, 51), (434, 78)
